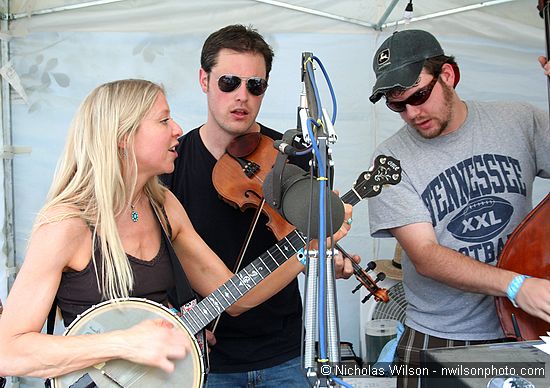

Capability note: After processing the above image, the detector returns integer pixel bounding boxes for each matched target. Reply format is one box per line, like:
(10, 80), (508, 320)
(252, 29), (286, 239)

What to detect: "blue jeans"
(205, 356), (310, 388)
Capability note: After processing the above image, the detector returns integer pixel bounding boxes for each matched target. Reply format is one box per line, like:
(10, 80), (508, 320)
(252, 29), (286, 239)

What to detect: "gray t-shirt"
(369, 100), (550, 340)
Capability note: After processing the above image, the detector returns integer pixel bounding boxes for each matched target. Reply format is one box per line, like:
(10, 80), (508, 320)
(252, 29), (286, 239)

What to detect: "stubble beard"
(218, 118), (256, 138)
(415, 81), (455, 139)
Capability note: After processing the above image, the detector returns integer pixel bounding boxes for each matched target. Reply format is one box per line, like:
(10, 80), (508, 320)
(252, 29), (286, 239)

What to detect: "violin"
(212, 132), (294, 241)
(212, 132), (401, 301)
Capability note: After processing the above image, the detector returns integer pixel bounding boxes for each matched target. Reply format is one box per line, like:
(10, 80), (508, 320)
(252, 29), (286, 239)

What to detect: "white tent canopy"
(1, 2), (549, 384)
(8, 0), (545, 33)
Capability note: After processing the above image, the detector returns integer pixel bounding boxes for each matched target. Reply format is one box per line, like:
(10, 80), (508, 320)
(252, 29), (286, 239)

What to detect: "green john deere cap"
(370, 30), (444, 103)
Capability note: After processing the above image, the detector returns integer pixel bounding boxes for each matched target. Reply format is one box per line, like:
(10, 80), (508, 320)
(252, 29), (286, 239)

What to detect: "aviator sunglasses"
(385, 70), (441, 113)
(217, 74), (269, 96)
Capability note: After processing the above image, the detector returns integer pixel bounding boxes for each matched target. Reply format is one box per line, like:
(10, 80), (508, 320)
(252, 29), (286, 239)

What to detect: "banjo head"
(53, 298), (204, 388)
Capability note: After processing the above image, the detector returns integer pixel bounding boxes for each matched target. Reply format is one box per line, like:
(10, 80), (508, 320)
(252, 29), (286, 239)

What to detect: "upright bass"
(495, 193), (550, 340)
(495, 0), (550, 341)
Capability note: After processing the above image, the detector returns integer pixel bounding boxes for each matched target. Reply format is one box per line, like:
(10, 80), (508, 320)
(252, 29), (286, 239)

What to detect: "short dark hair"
(386, 55), (458, 98)
(424, 55), (457, 75)
(201, 24), (274, 77)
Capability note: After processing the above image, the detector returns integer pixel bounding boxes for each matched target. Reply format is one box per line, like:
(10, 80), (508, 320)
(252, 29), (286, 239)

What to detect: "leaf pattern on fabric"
(18, 54), (71, 112)
(133, 39), (164, 63)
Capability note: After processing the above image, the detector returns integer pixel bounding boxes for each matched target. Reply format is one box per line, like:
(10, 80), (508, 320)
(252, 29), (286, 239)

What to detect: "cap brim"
(369, 60), (425, 104)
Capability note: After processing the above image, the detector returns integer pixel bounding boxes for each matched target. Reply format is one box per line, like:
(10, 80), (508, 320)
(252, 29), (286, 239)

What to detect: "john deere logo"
(377, 49), (390, 67)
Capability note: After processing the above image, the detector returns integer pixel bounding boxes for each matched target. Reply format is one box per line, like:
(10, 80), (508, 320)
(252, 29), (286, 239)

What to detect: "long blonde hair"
(39, 79), (169, 299)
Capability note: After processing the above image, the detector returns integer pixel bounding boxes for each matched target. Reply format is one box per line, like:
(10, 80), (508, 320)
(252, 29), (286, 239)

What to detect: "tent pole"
(383, 0), (518, 29)
(9, 0), (128, 20)
(373, 0), (400, 30)
(251, 0), (375, 29)
(541, 1), (550, 122)
(0, 0), (15, 301)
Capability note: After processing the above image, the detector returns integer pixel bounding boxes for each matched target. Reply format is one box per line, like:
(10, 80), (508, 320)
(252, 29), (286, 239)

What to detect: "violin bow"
(209, 200), (265, 334)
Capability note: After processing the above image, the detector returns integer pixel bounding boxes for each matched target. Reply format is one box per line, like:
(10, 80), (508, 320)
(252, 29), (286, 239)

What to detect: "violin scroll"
(336, 243), (390, 304)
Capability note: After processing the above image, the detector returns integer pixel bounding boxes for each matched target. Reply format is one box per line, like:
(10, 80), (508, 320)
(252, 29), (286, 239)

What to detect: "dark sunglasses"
(385, 71), (440, 113)
(217, 74), (268, 96)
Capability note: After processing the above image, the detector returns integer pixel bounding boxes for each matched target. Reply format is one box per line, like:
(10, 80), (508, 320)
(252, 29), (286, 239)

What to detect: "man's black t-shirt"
(161, 124), (309, 373)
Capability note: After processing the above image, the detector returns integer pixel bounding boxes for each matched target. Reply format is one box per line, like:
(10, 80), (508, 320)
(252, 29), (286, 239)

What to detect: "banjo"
(52, 231), (308, 388)
(52, 155), (401, 387)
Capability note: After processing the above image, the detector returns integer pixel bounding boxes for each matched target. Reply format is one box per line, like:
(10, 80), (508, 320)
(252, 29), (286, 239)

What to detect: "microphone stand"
(299, 52), (342, 388)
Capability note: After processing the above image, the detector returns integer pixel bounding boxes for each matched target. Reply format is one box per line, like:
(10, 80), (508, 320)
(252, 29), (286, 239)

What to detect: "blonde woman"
(0, 79), (353, 380)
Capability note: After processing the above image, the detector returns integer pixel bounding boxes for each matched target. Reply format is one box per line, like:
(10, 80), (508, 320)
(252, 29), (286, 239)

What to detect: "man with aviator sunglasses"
(217, 74), (269, 96)
(162, 24), (358, 387)
(367, 29), (550, 388)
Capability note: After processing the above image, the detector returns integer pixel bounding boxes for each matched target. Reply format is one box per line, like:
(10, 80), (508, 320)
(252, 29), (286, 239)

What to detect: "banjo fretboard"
(180, 229), (306, 335)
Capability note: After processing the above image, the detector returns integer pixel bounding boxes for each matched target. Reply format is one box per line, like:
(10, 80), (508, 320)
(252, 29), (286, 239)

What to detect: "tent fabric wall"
(2, 2), (549, 384)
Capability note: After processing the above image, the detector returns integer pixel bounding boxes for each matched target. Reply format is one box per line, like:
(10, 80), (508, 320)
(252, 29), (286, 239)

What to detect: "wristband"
(296, 247), (307, 266)
(506, 274), (530, 308)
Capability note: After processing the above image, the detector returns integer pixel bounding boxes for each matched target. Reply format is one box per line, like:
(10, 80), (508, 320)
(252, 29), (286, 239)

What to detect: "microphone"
(263, 164), (345, 239)
(273, 140), (298, 156)
(273, 129), (308, 156)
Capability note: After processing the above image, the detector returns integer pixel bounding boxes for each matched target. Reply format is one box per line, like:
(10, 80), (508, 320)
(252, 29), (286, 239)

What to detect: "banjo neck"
(180, 229), (306, 335)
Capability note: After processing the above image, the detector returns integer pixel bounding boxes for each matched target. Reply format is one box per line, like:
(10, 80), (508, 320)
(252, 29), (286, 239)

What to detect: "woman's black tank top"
(56, 223), (195, 326)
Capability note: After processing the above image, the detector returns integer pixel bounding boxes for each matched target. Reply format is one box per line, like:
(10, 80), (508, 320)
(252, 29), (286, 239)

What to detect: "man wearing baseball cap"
(367, 29), (550, 387)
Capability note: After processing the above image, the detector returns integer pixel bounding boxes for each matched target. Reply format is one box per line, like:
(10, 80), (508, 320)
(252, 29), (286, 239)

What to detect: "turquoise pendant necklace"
(130, 205), (139, 222)
(130, 192), (142, 222)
